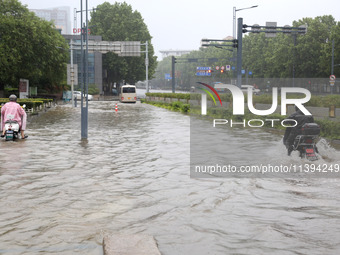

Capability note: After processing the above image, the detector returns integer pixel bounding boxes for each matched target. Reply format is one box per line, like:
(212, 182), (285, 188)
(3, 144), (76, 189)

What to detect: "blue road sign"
(165, 73), (172, 80)
(241, 70), (245, 74)
(249, 71), (253, 75)
(196, 67), (211, 71)
(196, 67), (211, 76)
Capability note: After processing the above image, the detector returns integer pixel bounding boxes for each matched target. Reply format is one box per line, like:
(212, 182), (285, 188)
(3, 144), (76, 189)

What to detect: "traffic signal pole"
(171, 56), (175, 93)
(236, 18), (243, 88)
(80, 0), (89, 140)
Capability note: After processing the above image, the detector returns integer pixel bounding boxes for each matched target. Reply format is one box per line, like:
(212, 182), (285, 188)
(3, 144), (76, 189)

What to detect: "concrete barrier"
(103, 234), (161, 255)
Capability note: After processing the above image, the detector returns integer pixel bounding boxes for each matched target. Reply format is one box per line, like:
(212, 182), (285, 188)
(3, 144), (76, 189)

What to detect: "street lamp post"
(233, 5), (258, 39)
(79, 0), (89, 140)
(232, 5), (258, 84)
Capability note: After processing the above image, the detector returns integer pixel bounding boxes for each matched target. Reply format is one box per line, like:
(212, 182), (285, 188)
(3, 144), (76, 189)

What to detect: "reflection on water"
(0, 101), (340, 254)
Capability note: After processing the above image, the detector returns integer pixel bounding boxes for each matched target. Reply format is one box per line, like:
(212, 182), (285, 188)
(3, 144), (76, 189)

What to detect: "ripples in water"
(0, 102), (340, 254)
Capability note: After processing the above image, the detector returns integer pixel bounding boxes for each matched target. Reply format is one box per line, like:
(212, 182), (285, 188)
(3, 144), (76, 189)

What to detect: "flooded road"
(1, 101), (340, 254)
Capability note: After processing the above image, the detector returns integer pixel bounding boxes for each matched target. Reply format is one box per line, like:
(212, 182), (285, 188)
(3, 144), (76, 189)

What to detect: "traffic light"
(232, 39), (238, 48)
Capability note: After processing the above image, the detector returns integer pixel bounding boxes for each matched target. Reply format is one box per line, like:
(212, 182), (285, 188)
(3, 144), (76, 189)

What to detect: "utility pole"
(80, 0), (89, 140)
(145, 41), (149, 93)
(236, 18), (243, 88)
(292, 33), (297, 87)
(331, 39), (334, 75)
(171, 56), (175, 93)
(233, 5), (258, 85)
(70, 39), (74, 107)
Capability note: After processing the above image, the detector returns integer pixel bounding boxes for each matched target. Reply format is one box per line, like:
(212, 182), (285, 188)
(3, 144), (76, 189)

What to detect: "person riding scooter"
(1, 94), (28, 139)
(283, 106), (314, 156)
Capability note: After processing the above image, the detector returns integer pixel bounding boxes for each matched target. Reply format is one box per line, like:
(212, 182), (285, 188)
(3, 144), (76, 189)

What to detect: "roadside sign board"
(265, 22), (277, 38)
(67, 64), (78, 85)
(196, 67), (211, 76)
(19, 79), (29, 99)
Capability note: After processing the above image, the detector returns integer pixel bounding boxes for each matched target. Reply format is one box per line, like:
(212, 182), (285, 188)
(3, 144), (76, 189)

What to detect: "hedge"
(145, 93), (340, 108)
(141, 99), (190, 113)
(144, 93), (340, 139)
(0, 98), (52, 110)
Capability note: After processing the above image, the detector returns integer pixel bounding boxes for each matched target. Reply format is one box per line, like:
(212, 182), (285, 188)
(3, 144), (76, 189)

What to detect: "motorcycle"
(292, 123), (320, 161)
(3, 114), (20, 141)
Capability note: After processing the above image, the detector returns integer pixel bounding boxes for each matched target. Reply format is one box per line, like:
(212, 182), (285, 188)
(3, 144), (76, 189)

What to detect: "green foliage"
(0, 98), (53, 111)
(171, 101), (182, 111)
(4, 86), (19, 98)
(142, 100), (190, 113)
(90, 2), (157, 85)
(242, 15), (339, 79)
(180, 104), (190, 113)
(146, 92), (340, 108)
(0, 0), (68, 92)
(318, 95), (340, 107)
(146, 92), (190, 100)
(88, 84), (100, 95)
(315, 119), (340, 139)
(144, 93), (340, 139)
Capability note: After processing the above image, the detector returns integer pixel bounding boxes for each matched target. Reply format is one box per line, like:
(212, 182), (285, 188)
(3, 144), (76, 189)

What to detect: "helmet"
(9, 94), (17, 102)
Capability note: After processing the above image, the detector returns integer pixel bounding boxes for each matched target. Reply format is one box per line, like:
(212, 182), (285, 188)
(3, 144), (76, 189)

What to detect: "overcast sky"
(20, 0), (340, 59)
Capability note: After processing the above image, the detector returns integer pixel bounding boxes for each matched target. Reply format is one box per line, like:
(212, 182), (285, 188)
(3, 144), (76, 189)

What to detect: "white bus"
(120, 85), (137, 103)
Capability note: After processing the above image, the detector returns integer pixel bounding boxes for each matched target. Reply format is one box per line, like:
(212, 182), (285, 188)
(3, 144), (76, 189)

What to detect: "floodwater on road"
(0, 101), (340, 254)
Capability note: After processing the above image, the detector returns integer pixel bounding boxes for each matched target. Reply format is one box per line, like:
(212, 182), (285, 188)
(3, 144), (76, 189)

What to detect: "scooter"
(292, 123), (320, 161)
(2, 115), (20, 141)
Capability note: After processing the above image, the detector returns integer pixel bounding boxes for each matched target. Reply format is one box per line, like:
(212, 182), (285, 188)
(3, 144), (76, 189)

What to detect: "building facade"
(31, 7), (71, 34)
(63, 35), (103, 94)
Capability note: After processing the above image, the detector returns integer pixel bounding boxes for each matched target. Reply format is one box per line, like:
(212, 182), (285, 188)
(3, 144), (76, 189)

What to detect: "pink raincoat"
(1, 102), (27, 131)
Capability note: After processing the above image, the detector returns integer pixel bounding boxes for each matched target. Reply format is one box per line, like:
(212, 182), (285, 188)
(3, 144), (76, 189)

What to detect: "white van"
(120, 85), (137, 103)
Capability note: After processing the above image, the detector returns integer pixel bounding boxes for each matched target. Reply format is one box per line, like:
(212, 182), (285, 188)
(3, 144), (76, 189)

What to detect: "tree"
(0, 0), (69, 93)
(243, 15), (338, 79)
(89, 2), (157, 85)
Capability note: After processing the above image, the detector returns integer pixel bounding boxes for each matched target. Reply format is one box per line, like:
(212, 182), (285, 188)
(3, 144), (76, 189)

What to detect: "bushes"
(142, 100), (190, 113)
(252, 94), (340, 107)
(315, 119), (340, 140)
(143, 92), (340, 140)
(88, 84), (100, 95)
(0, 98), (52, 111)
(146, 92), (190, 100)
(146, 92), (340, 108)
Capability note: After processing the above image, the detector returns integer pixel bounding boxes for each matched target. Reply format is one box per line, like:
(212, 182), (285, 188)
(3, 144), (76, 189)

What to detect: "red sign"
(73, 28), (91, 34)
(19, 81), (27, 92)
